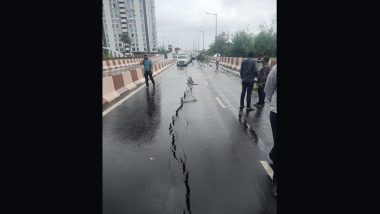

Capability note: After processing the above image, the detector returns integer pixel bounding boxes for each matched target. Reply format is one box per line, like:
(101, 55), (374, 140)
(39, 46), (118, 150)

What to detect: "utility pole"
(198, 30), (204, 52)
(205, 12), (217, 43)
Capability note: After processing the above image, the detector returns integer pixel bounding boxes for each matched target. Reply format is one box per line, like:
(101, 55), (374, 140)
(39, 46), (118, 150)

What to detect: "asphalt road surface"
(103, 60), (276, 214)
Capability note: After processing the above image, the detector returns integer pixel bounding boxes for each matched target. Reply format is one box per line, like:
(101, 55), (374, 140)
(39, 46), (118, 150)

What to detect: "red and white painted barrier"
(122, 70), (137, 90)
(103, 59), (176, 105)
(103, 76), (120, 103)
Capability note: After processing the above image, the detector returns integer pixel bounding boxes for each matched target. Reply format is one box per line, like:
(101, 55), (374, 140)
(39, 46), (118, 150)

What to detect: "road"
(103, 60), (276, 214)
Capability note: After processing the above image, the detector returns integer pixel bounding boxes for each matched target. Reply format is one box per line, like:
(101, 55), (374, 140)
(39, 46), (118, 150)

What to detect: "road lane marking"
(215, 97), (226, 108)
(103, 84), (147, 117)
(204, 81), (209, 86)
(260, 161), (273, 180)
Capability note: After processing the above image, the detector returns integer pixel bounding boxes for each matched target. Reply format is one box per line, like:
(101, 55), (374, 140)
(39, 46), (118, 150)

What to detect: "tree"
(207, 32), (231, 56)
(253, 19), (276, 57)
(206, 14), (277, 58)
(120, 32), (131, 54)
(230, 31), (255, 57)
(157, 47), (167, 54)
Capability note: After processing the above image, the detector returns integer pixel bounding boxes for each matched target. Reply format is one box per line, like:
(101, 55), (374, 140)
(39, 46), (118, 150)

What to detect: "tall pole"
(215, 14), (217, 42)
(197, 33), (199, 53)
(202, 31), (204, 52)
(206, 12), (217, 43)
(198, 30), (204, 52)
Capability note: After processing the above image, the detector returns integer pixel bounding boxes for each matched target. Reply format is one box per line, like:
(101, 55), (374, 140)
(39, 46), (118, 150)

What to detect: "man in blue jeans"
(140, 54), (155, 88)
(264, 64), (277, 198)
(239, 51), (258, 111)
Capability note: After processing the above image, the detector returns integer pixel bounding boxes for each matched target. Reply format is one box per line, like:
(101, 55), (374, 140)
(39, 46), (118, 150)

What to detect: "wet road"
(103, 61), (276, 214)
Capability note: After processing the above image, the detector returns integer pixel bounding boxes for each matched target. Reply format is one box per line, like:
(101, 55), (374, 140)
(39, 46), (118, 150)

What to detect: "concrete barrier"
(128, 59), (134, 66)
(112, 74), (128, 95)
(103, 61), (111, 72)
(220, 57), (225, 66)
(129, 69), (138, 82)
(116, 59), (123, 69)
(232, 58), (242, 70)
(120, 59), (126, 67)
(107, 60), (117, 70)
(125, 58), (131, 66)
(158, 62), (163, 72)
(152, 64), (158, 76)
(103, 76), (120, 103)
(110, 60), (119, 69)
(103, 59), (175, 105)
(270, 58), (277, 67)
(122, 70), (137, 90)
(227, 57), (235, 69)
(135, 68), (145, 84)
(226, 57), (231, 67)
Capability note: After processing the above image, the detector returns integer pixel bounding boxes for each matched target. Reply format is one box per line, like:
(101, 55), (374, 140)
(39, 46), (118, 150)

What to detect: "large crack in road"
(168, 77), (197, 214)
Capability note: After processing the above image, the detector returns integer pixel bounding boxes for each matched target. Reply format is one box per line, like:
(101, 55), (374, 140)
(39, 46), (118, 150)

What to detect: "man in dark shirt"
(239, 51), (258, 111)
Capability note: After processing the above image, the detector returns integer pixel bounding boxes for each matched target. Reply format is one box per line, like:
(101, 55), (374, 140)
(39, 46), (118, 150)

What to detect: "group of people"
(239, 51), (278, 198)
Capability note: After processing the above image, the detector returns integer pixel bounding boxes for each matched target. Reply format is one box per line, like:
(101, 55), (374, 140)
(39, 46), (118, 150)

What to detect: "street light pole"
(197, 33), (199, 53)
(205, 12), (217, 43)
(203, 31), (204, 52)
(198, 30), (204, 52)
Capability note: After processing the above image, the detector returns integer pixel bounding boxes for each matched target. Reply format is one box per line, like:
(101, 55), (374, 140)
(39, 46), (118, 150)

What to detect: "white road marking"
(260, 161), (274, 180)
(103, 84), (147, 117)
(204, 81), (209, 86)
(215, 97), (226, 108)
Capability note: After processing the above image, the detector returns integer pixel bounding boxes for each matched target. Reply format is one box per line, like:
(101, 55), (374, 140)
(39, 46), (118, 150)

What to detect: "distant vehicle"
(177, 54), (190, 66)
(196, 54), (205, 62)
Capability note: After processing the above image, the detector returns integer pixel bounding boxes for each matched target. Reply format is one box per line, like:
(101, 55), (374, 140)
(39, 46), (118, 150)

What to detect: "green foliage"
(230, 31), (255, 57)
(102, 49), (114, 60)
(207, 14), (276, 57)
(253, 20), (276, 57)
(157, 47), (167, 54)
(207, 32), (232, 56)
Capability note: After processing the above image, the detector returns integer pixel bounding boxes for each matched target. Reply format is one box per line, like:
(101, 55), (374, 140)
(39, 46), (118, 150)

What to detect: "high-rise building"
(102, 0), (158, 54)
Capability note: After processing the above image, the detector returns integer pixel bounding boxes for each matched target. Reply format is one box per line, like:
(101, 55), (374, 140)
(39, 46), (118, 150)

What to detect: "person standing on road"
(140, 54), (155, 88)
(264, 64), (277, 198)
(215, 57), (219, 70)
(254, 57), (271, 107)
(240, 51), (258, 111)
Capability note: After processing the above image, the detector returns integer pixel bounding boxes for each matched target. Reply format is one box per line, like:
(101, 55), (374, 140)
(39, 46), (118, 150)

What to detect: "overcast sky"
(155, 0), (276, 51)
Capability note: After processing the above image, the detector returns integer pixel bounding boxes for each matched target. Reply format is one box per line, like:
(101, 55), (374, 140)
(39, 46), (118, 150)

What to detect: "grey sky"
(155, 0), (276, 51)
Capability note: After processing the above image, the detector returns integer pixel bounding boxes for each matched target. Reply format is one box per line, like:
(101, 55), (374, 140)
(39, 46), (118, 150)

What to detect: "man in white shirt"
(264, 64), (277, 198)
